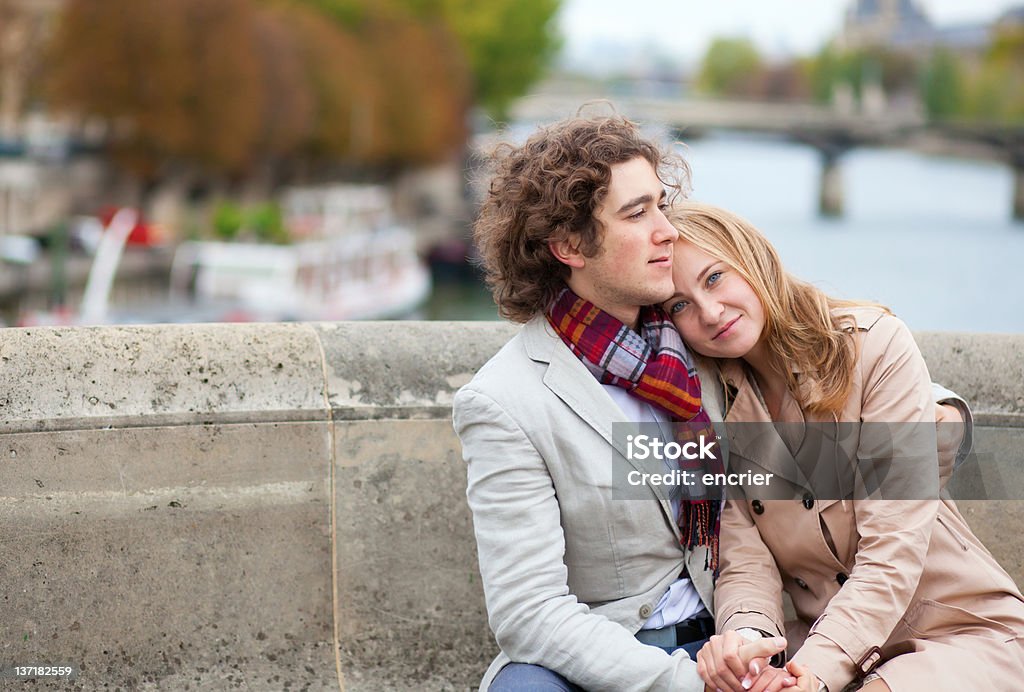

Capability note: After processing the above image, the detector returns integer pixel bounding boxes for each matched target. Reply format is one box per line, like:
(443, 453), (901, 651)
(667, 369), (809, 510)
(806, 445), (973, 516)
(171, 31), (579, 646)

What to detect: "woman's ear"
(549, 237), (585, 269)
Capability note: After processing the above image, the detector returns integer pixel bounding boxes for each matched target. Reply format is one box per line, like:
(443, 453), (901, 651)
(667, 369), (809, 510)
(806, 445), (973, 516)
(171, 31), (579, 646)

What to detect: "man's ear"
(549, 237), (585, 269)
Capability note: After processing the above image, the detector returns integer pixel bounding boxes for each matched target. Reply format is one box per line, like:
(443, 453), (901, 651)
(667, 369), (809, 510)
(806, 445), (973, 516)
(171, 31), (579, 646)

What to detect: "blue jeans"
(488, 637), (710, 691)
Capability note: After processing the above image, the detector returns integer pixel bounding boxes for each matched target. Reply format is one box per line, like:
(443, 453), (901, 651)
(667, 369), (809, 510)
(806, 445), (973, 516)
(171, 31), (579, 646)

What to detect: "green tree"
(920, 48), (964, 121)
(808, 46), (843, 104)
(697, 38), (762, 98)
(976, 25), (1024, 123)
(436, 0), (561, 122)
(296, 0), (562, 123)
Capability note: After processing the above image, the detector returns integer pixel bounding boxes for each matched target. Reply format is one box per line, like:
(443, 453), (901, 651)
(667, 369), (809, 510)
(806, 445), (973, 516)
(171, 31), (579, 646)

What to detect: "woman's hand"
(696, 631), (790, 691)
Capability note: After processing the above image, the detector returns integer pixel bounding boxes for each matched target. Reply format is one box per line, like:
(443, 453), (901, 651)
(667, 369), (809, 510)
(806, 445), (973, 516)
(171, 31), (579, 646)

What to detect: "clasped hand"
(697, 631), (817, 692)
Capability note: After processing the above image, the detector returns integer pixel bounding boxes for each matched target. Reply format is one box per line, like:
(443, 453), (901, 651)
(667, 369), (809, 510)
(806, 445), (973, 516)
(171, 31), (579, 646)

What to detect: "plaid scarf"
(546, 287), (722, 572)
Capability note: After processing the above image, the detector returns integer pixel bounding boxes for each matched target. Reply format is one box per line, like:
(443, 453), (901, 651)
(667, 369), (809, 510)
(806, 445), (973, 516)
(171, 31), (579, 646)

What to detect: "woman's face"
(662, 239), (766, 360)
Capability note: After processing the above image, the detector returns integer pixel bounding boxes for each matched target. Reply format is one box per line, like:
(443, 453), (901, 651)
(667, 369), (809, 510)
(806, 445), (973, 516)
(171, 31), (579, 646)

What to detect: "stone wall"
(0, 322), (1020, 690)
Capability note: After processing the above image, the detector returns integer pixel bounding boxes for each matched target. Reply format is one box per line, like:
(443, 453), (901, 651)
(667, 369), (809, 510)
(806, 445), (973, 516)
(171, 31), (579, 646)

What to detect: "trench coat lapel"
(721, 362), (809, 490)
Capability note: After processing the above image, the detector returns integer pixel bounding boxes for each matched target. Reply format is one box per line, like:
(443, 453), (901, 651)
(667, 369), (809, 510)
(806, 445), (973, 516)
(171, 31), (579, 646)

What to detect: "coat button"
(795, 578), (809, 590)
(751, 500), (764, 515)
(836, 573), (849, 586)
(639, 604), (653, 618)
(802, 493), (814, 510)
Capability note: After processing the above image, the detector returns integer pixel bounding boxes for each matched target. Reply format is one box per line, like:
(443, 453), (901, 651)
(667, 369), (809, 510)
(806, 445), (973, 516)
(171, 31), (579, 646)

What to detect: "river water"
(428, 132), (1024, 334)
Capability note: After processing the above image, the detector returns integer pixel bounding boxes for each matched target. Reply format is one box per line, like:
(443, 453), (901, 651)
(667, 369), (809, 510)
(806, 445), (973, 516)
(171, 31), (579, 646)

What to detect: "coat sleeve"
(713, 497), (787, 639)
(453, 386), (705, 692)
(792, 316), (939, 692)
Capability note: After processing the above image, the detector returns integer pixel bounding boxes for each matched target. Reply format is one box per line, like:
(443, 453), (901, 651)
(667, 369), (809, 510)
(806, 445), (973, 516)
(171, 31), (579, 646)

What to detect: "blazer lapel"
(523, 317), (680, 532)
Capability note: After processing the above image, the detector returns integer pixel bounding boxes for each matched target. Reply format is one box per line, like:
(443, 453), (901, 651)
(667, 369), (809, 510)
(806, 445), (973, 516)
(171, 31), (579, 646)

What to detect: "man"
(453, 116), (789, 691)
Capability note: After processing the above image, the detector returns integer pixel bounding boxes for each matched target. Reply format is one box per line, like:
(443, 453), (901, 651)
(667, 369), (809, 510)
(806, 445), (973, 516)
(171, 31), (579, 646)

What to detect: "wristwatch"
(735, 628), (787, 667)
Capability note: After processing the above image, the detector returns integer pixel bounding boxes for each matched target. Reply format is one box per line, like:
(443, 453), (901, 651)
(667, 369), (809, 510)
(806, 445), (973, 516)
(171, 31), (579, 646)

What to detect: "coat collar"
(522, 315), (681, 536)
(523, 314), (625, 447)
(719, 359), (811, 489)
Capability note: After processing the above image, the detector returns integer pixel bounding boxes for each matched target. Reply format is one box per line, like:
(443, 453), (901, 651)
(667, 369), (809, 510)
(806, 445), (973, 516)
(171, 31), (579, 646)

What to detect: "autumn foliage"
(45, 0), (473, 179)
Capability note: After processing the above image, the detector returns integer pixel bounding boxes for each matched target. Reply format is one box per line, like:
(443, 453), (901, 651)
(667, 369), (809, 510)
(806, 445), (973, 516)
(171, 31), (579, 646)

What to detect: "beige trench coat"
(714, 308), (1024, 692)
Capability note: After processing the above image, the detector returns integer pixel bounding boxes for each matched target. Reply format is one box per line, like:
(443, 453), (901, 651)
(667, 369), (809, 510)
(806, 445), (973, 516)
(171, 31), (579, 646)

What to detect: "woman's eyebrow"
(696, 261), (718, 282)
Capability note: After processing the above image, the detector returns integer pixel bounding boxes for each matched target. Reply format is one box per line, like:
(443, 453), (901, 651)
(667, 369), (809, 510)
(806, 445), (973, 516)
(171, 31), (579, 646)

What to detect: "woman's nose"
(699, 299), (723, 325)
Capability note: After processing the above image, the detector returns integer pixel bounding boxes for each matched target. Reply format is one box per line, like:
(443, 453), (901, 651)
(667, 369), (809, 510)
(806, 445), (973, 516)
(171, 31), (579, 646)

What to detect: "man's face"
(564, 156), (677, 328)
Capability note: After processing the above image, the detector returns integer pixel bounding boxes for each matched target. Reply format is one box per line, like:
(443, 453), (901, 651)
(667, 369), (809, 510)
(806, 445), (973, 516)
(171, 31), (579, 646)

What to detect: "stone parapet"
(0, 322), (1019, 689)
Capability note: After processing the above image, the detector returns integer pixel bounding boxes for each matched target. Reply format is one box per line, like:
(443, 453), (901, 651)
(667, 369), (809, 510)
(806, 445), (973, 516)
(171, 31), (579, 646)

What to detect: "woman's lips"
(713, 316), (740, 340)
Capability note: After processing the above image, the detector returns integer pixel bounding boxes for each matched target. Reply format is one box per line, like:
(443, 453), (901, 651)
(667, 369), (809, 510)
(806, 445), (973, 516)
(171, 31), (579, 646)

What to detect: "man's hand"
(783, 661), (821, 692)
(696, 631), (791, 692)
(935, 401), (965, 486)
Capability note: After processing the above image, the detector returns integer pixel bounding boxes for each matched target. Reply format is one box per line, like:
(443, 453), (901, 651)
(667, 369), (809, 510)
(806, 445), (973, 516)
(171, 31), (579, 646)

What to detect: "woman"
(664, 202), (1024, 692)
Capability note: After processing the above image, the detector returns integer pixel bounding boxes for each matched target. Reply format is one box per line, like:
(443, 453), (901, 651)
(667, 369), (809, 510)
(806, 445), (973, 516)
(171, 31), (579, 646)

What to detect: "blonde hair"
(669, 201), (890, 415)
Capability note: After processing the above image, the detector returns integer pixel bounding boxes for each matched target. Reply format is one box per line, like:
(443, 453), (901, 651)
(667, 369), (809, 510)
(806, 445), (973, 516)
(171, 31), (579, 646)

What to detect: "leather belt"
(635, 615), (715, 648)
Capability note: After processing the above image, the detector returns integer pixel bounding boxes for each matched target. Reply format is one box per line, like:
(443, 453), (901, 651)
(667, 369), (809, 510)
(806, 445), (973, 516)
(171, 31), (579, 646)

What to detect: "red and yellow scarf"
(547, 287), (722, 572)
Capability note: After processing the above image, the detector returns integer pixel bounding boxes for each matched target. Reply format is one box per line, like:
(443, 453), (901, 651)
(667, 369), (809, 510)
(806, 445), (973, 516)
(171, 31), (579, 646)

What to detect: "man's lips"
(648, 256), (671, 264)
(713, 316), (740, 340)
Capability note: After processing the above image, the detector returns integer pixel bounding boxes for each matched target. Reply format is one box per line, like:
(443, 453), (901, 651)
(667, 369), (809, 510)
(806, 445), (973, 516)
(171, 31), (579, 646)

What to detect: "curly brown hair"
(474, 116), (689, 323)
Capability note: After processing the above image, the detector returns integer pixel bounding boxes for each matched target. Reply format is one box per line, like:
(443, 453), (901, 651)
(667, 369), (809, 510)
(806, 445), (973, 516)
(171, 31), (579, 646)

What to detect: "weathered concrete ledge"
(0, 322), (1020, 690)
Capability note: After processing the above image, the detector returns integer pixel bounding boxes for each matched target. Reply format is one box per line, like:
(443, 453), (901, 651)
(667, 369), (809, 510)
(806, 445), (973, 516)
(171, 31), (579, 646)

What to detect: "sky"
(558, 0), (1024, 69)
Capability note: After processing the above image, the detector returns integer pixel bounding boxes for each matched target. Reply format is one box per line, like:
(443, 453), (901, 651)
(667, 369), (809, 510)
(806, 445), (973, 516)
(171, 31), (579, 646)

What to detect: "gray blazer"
(453, 315), (725, 691)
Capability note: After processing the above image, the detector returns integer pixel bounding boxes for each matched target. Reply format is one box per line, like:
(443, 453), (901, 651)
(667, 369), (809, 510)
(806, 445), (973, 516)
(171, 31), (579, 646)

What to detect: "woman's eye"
(669, 300), (688, 314)
(706, 271), (722, 287)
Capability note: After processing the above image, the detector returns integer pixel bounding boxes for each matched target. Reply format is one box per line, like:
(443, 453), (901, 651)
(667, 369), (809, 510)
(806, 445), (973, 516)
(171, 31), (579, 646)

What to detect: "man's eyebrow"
(615, 189), (666, 215)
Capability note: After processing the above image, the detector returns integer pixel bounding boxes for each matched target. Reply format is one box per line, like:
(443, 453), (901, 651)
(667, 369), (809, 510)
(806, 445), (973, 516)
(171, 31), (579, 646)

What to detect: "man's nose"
(651, 207), (676, 244)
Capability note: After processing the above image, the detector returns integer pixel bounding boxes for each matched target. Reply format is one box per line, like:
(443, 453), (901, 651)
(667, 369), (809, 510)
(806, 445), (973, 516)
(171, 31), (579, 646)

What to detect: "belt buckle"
(673, 618), (707, 645)
(855, 646), (882, 679)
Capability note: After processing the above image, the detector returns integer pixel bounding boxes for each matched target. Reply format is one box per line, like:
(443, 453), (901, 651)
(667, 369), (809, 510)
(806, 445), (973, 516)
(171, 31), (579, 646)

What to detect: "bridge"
(512, 93), (1024, 219)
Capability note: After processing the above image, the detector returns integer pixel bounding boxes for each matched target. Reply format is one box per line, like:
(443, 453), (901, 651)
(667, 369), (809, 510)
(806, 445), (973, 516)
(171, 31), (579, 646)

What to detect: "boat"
(17, 184), (432, 325)
(169, 185), (432, 322)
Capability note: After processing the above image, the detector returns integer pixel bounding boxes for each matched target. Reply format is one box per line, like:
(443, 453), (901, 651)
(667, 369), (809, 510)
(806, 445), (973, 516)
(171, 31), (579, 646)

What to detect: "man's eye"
(628, 209), (645, 220)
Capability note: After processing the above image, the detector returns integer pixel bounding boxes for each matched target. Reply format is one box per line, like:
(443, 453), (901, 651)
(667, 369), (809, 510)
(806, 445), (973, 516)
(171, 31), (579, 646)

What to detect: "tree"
(751, 63), (812, 102)
(46, 0), (269, 179)
(697, 38), (762, 98)
(920, 48), (964, 121)
(436, 0), (561, 122)
(808, 44), (918, 108)
(44, 0), (473, 184)
(808, 46), (843, 104)
(0, 0), (56, 137)
(360, 15), (469, 163)
(976, 25), (1024, 123)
